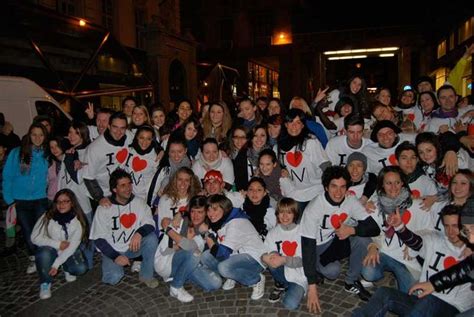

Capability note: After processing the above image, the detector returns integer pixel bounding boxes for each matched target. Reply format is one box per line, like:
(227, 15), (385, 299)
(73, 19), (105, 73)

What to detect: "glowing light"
(279, 33), (285, 39)
(79, 19), (86, 27)
(379, 53), (395, 57)
(328, 55), (367, 60)
(324, 47), (399, 55)
(403, 85), (412, 91)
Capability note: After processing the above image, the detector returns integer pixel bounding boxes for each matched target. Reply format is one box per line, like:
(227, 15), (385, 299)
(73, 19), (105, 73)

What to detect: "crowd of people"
(1, 45), (474, 316)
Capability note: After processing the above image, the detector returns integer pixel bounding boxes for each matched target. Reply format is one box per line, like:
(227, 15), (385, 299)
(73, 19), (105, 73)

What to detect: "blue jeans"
(361, 252), (417, 293)
(316, 236), (370, 284)
(171, 250), (222, 291)
(101, 233), (158, 285)
(16, 198), (48, 255)
(200, 250), (264, 286)
(352, 286), (459, 317)
(80, 211), (95, 270)
(268, 266), (305, 310)
(36, 246), (87, 284)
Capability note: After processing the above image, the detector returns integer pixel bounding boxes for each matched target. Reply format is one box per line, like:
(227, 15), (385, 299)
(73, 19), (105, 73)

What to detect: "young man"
(301, 166), (380, 313)
(83, 112), (133, 207)
(427, 85), (465, 134)
(325, 115), (372, 166)
(202, 170), (244, 208)
(90, 169), (158, 287)
(87, 107), (115, 141)
(354, 204), (474, 316)
(364, 120), (413, 175)
(395, 141), (437, 199)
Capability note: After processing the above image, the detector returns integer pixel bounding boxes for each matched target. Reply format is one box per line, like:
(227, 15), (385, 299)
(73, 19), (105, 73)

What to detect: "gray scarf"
(378, 187), (413, 217)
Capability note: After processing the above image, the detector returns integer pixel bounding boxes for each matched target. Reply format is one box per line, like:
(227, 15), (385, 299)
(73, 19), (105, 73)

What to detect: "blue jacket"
(2, 147), (48, 204)
(306, 120), (328, 148)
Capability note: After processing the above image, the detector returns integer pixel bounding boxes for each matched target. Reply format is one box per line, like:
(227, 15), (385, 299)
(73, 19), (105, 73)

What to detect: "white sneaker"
(39, 283), (51, 300)
(222, 278), (236, 290)
(251, 274), (266, 300)
(131, 261), (141, 273)
(361, 278), (374, 288)
(170, 286), (194, 303)
(26, 256), (37, 274)
(64, 271), (77, 282)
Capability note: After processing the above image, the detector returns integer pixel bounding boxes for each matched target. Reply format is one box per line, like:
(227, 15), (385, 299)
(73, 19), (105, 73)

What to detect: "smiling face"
(326, 177), (347, 203)
(438, 88), (457, 112)
(383, 171), (403, 198)
(268, 101), (281, 116)
(417, 142), (437, 165)
(137, 130), (153, 150)
(176, 171), (191, 197)
(239, 100), (256, 121)
(190, 207), (206, 227)
(209, 104), (224, 126)
(378, 89), (391, 106)
(285, 116), (305, 137)
(252, 127), (267, 150)
(450, 173), (471, 202)
(96, 112), (110, 135)
(247, 181), (266, 205)
(259, 154), (276, 176)
(123, 99), (135, 117)
(184, 122), (198, 141)
(397, 149), (418, 175)
(420, 94), (435, 113)
(49, 140), (63, 159)
(168, 143), (187, 164)
(346, 124), (363, 148)
(152, 110), (166, 127)
(30, 127), (45, 147)
(204, 178), (224, 195)
(232, 129), (247, 151)
(132, 107), (147, 126)
(443, 214), (461, 245)
(68, 127), (83, 147)
(347, 160), (364, 182)
(349, 77), (362, 94)
(177, 101), (193, 122)
(202, 143), (219, 162)
(113, 177), (133, 202)
(56, 193), (72, 214)
(109, 118), (127, 141)
(377, 127), (397, 148)
(278, 208), (295, 226)
(207, 204), (224, 223)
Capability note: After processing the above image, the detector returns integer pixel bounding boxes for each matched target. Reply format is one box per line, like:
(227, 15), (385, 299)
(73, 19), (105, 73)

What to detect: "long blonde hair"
(202, 101), (232, 143)
(162, 167), (202, 204)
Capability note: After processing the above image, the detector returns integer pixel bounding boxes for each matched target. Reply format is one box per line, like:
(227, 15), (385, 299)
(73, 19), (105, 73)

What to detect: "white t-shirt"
(325, 135), (372, 166)
(409, 175), (438, 199)
(419, 232), (474, 313)
(192, 157), (235, 185)
(365, 134), (415, 175)
(157, 195), (189, 228)
(264, 224), (308, 291)
(300, 194), (369, 245)
(123, 147), (159, 201)
(90, 196), (155, 253)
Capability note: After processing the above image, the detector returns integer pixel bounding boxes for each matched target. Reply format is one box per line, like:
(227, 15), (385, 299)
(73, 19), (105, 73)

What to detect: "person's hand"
(386, 208), (402, 228)
(461, 247), (473, 259)
(409, 281), (435, 298)
(335, 223), (355, 240)
(85, 102), (95, 120)
(440, 150), (458, 177)
(267, 253), (286, 268)
(365, 200), (376, 213)
(156, 150), (165, 162)
(459, 135), (474, 153)
(281, 169), (289, 178)
(420, 195), (437, 211)
(363, 245), (380, 267)
(438, 124), (450, 134)
(461, 110), (474, 120)
(199, 222), (209, 234)
(129, 232), (142, 252)
(314, 86), (330, 104)
(114, 255), (130, 267)
(306, 284), (322, 314)
(161, 217), (171, 229)
(172, 212), (182, 228)
(462, 43), (474, 59)
(99, 197), (112, 208)
(49, 267), (58, 276)
(59, 241), (70, 250)
(453, 121), (466, 133)
(74, 160), (87, 171)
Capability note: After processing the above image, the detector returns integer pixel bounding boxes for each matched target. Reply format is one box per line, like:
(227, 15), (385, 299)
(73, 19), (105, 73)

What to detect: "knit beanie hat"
(204, 170), (224, 183)
(346, 152), (367, 171)
(461, 196), (474, 225)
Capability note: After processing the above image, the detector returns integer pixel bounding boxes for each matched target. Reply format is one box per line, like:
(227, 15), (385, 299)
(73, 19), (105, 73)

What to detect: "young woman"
(201, 101), (232, 145)
(233, 124), (270, 191)
(374, 87), (392, 107)
(267, 114), (283, 147)
(267, 98), (283, 116)
(290, 96), (328, 147)
(172, 100), (194, 131)
(129, 105), (152, 132)
(227, 126), (249, 160)
(31, 189), (88, 299)
(154, 195), (222, 302)
(3, 123), (49, 274)
(242, 177), (276, 237)
(192, 138), (234, 189)
(58, 122), (93, 268)
(236, 98), (262, 130)
(416, 91), (439, 132)
(256, 149), (283, 202)
(327, 74), (369, 117)
(278, 109), (330, 212)
(361, 166), (440, 293)
(126, 126), (161, 200)
(172, 118), (203, 160)
(200, 195), (267, 300)
(262, 198), (307, 310)
(47, 137), (65, 203)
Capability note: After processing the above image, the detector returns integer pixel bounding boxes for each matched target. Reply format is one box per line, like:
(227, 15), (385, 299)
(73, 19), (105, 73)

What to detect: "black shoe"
(344, 280), (371, 301)
(268, 286), (285, 303)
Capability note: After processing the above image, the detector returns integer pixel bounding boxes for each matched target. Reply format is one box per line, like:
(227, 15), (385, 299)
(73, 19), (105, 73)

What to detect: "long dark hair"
(69, 121), (91, 147)
(39, 189), (89, 243)
(19, 122), (48, 170)
(376, 166), (410, 196)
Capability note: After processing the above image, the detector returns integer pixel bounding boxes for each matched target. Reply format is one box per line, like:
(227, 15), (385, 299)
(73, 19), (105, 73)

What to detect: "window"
(102, 0), (113, 31)
(458, 17), (474, 44)
(437, 40), (446, 59)
(449, 32), (455, 51)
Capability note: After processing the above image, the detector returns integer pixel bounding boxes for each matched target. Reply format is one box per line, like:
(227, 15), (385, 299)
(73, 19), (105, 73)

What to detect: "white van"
(0, 76), (72, 136)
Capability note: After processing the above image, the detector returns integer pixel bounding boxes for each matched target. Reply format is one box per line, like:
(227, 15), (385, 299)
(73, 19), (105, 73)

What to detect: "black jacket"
(429, 254), (474, 292)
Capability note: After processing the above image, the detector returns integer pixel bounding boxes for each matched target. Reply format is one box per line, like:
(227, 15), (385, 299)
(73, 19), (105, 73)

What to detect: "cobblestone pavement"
(0, 242), (395, 317)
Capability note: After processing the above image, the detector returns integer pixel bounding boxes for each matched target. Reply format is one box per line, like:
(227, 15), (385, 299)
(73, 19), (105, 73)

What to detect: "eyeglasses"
(56, 199), (71, 205)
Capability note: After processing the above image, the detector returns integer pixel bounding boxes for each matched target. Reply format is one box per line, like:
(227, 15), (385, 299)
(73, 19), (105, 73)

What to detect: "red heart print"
(132, 156), (147, 172)
(286, 151), (303, 167)
(120, 213), (137, 228)
(388, 154), (397, 166)
(116, 148), (128, 164)
(218, 235), (225, 242)
(411, 189), (421, 199)
(282, 241), (298, 256)
(401, 210), (411, 224)
(178, 206), (187, 214)
(330, 212), (348, 229)
(347, 190), (356, 196)
(443, 256), (458, 269)
(407, 113), (415, 121)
